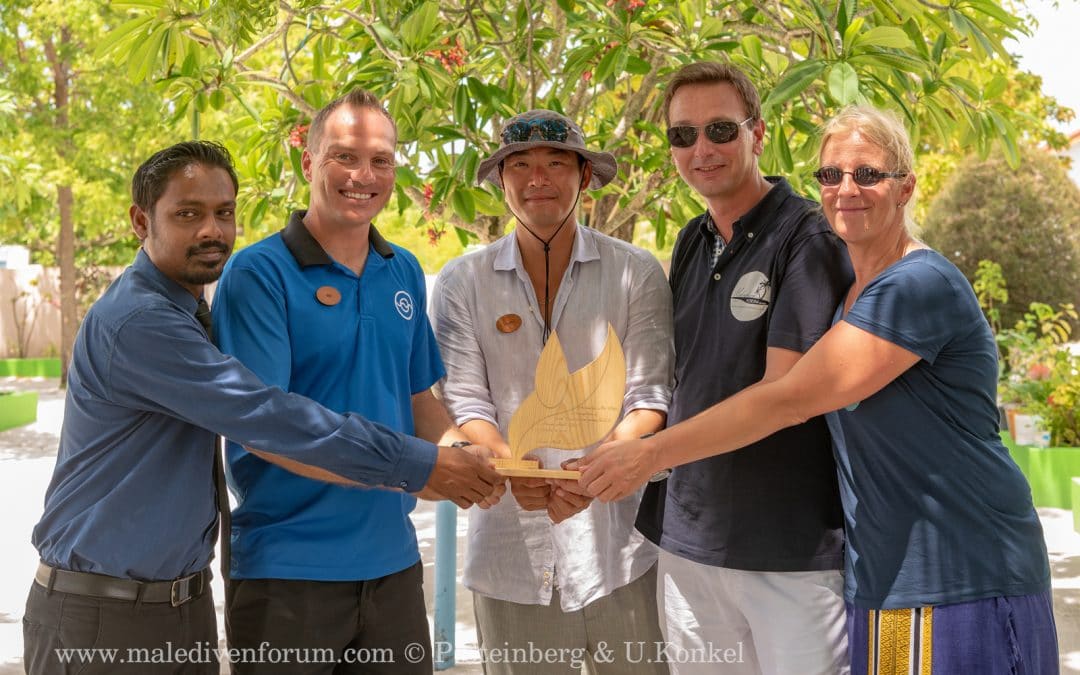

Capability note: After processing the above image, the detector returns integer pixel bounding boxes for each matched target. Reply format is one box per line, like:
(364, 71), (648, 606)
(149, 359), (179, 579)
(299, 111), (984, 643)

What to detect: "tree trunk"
(46, 28), (75, 386)
(58, 185), (76, 386)
(590, 192), (636, 242)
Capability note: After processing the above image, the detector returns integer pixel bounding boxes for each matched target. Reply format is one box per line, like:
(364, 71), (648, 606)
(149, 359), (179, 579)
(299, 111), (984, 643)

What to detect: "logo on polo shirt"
(730, 271), (771, 322)
(394, 290), (414, 320)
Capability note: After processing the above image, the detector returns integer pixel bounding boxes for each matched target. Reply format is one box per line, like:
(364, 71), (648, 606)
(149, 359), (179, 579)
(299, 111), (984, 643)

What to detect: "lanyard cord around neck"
(501, 168), (583, 345)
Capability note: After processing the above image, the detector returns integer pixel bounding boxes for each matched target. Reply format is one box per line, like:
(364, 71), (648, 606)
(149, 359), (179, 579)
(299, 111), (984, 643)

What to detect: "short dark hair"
(131, 141), (238, 213)
(662, 62), (762, 126)
(307, 88), (398, 153)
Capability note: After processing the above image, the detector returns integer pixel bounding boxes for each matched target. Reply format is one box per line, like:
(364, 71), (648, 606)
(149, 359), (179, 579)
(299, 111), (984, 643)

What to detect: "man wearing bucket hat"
(432, 110), (674, 674)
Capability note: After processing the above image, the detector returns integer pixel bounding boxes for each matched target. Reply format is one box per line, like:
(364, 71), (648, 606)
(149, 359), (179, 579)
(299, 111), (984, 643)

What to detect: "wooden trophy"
(493, 324), (626, 480)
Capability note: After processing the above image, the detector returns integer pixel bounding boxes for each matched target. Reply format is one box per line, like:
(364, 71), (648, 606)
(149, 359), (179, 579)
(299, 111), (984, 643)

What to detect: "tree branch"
(234, 69), (316, 115)
(602, 169), (666, 236)
(527, 0), (537, 108)
(237, 10), (295, 65)
(339, 7), (407, 67)
(915, 0), (952, 12)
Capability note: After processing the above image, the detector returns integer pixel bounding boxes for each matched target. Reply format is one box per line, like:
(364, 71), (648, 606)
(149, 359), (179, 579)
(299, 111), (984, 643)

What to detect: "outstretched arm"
(578, 320), (921, 502)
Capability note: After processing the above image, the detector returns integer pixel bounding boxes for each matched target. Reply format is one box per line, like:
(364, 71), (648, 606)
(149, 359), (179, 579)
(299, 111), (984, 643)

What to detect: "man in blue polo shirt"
(23, 141), (502, 675)
(582, 62), (854, 674)
(212, 89), (493, 674)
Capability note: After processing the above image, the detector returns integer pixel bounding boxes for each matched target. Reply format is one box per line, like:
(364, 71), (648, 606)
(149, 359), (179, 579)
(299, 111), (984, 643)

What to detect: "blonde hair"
(819, 105), (917, 233)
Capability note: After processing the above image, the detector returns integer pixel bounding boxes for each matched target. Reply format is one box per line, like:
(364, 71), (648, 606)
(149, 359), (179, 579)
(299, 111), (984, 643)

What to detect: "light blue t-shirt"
(827, 249), (1049, 609)
(213, 212), (444, 581)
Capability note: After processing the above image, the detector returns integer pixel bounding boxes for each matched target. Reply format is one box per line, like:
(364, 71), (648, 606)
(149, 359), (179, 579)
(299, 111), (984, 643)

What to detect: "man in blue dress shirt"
(23, 140), (502, 675)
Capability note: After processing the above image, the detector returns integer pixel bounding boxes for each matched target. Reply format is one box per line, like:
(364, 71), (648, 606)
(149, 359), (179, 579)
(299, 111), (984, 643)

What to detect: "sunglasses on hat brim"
(501, 119), (571, 144)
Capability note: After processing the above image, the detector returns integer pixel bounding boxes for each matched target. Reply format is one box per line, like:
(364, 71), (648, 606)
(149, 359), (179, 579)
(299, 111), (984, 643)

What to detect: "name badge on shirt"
(316, 286), (341, 306)
(496, 313), (522, 333)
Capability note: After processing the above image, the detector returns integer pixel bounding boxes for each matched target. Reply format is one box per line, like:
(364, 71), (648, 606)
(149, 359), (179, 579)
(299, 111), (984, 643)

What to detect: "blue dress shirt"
(32, 249), (436, 581)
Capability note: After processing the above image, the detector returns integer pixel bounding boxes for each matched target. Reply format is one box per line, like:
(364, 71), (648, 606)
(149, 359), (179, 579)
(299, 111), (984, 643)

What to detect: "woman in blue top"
(578, 105), (1057, 674)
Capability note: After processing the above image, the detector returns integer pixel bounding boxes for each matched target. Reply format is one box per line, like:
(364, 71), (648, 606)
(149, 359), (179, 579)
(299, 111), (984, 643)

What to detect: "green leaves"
(849, 26), (912, 52)
(764, 60), (826, 113)
(45, 0), (1055, 258)
(400, 1), (441, 52)
(827, 62), (860, 105)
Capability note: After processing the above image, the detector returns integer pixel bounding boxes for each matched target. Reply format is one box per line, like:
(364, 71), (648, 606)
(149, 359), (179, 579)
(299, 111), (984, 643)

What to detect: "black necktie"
(195, 298), (213, 341)
(195, 298), (230, 583)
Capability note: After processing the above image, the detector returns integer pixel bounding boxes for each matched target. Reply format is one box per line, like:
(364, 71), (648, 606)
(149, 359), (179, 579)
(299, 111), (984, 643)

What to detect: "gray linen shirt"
(431, 225), (674, 611)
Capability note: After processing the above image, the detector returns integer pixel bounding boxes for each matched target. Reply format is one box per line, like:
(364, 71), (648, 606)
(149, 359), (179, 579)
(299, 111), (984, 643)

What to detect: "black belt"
(35, 562), (209, 607)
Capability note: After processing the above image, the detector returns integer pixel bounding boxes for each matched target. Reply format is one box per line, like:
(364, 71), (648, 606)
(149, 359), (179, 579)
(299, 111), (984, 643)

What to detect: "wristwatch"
(449, 440), (472, 449)
(641, 433), (671, 483)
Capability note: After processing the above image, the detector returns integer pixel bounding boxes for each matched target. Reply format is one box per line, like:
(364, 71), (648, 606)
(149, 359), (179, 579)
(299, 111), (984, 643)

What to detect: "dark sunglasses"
(813, 166), (908, 187)
(666, 117), (753, 148)
(502, 119), (571, 144)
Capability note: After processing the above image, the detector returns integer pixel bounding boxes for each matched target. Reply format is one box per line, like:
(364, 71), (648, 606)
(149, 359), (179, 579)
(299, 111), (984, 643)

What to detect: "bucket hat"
(476, 110), (617, 189)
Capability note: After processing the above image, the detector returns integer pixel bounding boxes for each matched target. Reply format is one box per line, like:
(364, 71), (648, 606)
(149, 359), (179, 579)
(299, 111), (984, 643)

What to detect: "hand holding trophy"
(493, 323), (626, 480)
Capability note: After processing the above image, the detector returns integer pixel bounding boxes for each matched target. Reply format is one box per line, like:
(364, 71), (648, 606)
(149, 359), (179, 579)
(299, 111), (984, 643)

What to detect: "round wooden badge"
(316, 286), (341, 306)
(496, 313), (522, 333)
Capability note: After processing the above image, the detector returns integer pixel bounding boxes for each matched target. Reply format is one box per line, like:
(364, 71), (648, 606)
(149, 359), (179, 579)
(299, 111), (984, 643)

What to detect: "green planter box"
(0, 358), (61, 378)
(0, 390), (38, 431)
(1002, 431), (1080, 509)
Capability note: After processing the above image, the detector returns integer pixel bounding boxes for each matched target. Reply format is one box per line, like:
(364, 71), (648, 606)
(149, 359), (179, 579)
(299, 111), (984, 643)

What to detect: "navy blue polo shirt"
(636, 177), (853, 571)
(213, 211), (445, 581)
(33, 249), (436, 581)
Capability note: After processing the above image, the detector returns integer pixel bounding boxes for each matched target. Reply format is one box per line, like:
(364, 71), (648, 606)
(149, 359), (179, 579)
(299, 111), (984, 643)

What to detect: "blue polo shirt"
(33, 249), (436, 582)
(637, 177), (853, 571)
(828, 250), (1049, 608)
(213, 211), (445, 581)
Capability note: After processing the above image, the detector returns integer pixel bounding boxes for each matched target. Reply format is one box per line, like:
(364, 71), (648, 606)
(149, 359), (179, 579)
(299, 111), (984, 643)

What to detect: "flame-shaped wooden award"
(493, 324), (626, 480)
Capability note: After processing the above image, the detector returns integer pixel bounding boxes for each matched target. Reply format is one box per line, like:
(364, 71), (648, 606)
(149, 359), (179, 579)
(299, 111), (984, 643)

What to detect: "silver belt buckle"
(170, 571), (201, 607)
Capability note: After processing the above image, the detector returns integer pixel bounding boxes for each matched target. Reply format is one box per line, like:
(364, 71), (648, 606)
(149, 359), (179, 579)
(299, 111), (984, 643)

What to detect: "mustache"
(186, 241), (229, 257)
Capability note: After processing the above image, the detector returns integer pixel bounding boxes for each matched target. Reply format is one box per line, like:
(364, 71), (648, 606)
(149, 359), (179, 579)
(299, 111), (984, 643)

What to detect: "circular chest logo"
(496, 313), (522, 333)
(730, 271), (771, 322)
(394, 290), (414, 320)
(315, 286), (341, 306)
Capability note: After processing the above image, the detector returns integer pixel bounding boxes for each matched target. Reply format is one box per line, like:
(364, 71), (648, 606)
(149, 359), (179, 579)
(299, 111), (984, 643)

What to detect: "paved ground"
(1, 377), (1078, 674)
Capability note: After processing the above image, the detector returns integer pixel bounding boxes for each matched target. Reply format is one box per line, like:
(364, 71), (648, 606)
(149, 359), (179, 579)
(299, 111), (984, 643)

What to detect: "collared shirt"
(637, 177), (853, 572)
(213, 211), (445, 581)
(704, 212), (726, 268)
(432, 225), (673, 611)
(32, 249), (436, 582)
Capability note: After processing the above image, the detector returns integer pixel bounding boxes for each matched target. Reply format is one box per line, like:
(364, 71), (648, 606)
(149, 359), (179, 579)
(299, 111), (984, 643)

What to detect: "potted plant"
(995, 301), (1078, 444)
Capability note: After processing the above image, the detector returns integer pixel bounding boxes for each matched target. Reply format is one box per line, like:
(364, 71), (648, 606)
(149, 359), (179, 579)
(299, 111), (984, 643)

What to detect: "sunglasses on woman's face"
(813, 166), (908, 187)
(666, 117), (753, 148)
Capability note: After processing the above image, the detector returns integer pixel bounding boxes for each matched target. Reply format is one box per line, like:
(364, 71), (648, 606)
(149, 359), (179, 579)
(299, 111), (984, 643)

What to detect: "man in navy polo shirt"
(583, 62), (854, 674)
(24, 141), (502, 675)
(212, 89), (498, 673)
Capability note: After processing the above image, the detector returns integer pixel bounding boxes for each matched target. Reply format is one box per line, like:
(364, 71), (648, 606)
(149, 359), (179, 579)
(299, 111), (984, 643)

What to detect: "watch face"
(648, 469), (671, 483)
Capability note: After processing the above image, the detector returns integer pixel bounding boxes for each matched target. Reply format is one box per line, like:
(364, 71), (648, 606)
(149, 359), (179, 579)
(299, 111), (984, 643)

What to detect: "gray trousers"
(473, 565), (669, 675)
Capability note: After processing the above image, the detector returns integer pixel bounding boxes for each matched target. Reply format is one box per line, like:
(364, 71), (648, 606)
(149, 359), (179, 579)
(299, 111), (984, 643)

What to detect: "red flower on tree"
(288, 124), (309, 148)
(425, 37), (467, 74)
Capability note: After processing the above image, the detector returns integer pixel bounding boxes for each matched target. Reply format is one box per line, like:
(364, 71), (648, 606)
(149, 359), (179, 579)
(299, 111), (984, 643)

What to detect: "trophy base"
(492, 458), (581, 480)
